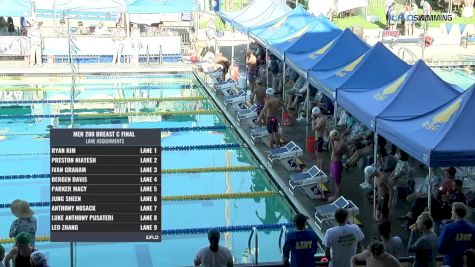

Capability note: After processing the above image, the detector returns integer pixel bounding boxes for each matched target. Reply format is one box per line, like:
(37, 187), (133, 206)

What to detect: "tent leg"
(265, 49), (269, 88)
(333, 101), (338, 125)
(282, 62), (286, 121)
(428, 167), (432, 213)
(373, 133), (379, 221)
(305, 77), (310, 137)
(231, 28), (235, 67)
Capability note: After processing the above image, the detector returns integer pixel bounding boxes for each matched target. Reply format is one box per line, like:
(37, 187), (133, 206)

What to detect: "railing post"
(159, 45), (163, 65)
(247, 227), (259, 265)
(146, 45), (150, 66)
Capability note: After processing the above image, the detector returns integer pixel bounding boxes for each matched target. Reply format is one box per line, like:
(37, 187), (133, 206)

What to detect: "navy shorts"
(266, 117), (279, 133)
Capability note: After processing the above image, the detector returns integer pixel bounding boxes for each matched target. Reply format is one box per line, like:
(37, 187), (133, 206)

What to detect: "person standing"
(213, 53), (230, 82)
(27, 21), (42, 66)
(378, 221), (404, 259)
(351, 240), (401, 267)
(256, 88), (287, 148)
(112, 22), (126, 65)
(194, 228), (233, 267)
(365, 166), (392, 222)
(9, 199), (37, 248)
(282, 213), (319, 267)
(438, 202), (475, 267)
(56, 18), (67, 37)
(404, 4), (415, 36)
(130, 24), (142, 65)
(328, 130), (347, 201)
(246, 50), (257, 103)
(323, 208), (364, 267)
(3, 232), (36, 267)
(385, 0), (395, 29)
(408, 212), (438, 267)
(311, 107), (327, 170)
(253, 78), (266, 122)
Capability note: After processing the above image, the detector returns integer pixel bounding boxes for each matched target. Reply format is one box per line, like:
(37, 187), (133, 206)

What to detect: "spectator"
(112, 22), (126, 65)
(328, 130), (348, 200)
(30, 251), (48, 267)
(0, 17), (7, 35)
(388, 2), (398, 31)
(256, 88), (287, 148)
(379, 147), (398, 174)
(449, 179), (467, 205)
(0, 244), (5, 267)
(351, 240), (401, 267)
(465, 248), (475, 267)
(378, 221), (404, 259)
(194, 228), (233, 267)
(311, 107), (327, 169)
(440, 167), (457, 194)
(130, 24), (142, 65)
(408, 212), (438, 267)
(282, 213), (318, 267)
(246, 50), (258, 103)
(388, 150), (411, 204)
(9, 199), (37, 247)
(438, 202), (475, 267)
(385, 0), (394, 28)
(7, 17), (14, 34)
(77, 21), (88, 35)
(56, 18), (67, 37)
(404, 4), (415, 36)
(323, 208), (364, 267)
(27, 21), (42, 66)
(4, 232), (35, 267)
(364, 166), (391, 221)
(284, 75), (305, 109)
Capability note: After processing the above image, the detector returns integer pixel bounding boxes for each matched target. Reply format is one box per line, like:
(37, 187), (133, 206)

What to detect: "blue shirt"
(408, 231), (438, 267)
(283, 229), (319, 267)
(438, 220), (475, 267)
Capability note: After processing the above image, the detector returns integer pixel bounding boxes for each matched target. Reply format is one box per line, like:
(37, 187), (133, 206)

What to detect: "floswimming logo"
(335, 55), (364, 77)
(373, 74), (407, 101)
(390, 14), (454, 22)
(308, 40), (335, 59)
(422, 98), (462, 130)
(267, 16), (288, 31)
(287, 25), (310, 42)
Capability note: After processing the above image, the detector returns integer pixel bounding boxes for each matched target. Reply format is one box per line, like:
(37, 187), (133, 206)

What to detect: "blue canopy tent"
(308, 42), (410, 101)
(338, 60), (461, 130)
(248, 5), (314, 50)
(376, 85), (475, 167)
(219, 0), (290, 34)
(126, 0), (199, 13)
(286, 28), (366, 78)
(0, 0), (31, 16)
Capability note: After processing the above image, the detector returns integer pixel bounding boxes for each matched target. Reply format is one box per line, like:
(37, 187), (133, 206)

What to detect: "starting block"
(314, 196), (360, 230)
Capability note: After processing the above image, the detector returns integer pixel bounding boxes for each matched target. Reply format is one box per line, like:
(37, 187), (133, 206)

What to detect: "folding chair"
(267, 141), (303, 166)
(289, 165), (328, 195)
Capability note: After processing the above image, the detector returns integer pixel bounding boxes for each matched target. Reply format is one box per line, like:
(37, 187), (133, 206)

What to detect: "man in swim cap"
(311, 107), (327, 169)
(328, 130), (347, 201)
(256, 88), (287, 148)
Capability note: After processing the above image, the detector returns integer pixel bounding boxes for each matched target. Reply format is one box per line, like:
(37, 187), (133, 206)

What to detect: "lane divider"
(0, 96), (208, 105)
(0, 191), (277, 208)
(0, 110), (219, 119)
(0, 223), (294, 244)
(0, 84), (195, 91)
(0, 166), (258, 180)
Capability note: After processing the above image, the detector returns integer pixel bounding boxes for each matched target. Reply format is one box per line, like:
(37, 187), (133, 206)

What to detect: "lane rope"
(0, 96), (208, 105)
(0, 110), (219, 119)
(0, 84), (195, 91)
(0, 223), (294, 244)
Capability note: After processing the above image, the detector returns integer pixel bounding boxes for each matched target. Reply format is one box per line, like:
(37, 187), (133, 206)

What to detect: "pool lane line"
(0, 223), (294, 244)
(0, 96), (208, 104)
(4, 125), (229, 136)
(0, 84), (196, 91)
(0, 192), (277, 209)
(0, 110), (220, 119)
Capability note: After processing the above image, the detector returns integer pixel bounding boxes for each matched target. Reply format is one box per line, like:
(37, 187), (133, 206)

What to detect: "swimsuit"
(247, 67), (256, 82)
(256, 103), (264, 115)
(330, 160), (342, 185)
(378, 194), (390, 218)
(266, 117), (279, 133)
(315, 137), (324, 153)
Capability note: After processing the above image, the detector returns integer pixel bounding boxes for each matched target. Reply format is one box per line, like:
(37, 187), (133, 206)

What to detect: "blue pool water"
(433, 68), (475, 91)
(0, 73), (295, 266)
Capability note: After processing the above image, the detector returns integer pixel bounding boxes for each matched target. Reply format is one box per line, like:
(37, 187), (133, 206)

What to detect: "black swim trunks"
(315, 137), (324, 153)
(266, 117), (279, 133)
(256, 104), (264, 115)
(378, 194), (390, 218)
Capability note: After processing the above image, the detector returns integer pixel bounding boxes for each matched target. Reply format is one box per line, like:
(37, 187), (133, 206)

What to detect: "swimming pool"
(433, 68), (475, 91)
(0, 73), (296, 266)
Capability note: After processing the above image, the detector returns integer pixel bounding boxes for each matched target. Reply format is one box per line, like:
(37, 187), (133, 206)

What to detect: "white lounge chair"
(289, 165), (328, 195)
(224, 90), (250, 105)
(214, 78), (235, 92)
(267, 141), (303, 166)
(250, 126), (269, 144)
(314, 196), (360, 230)
(237, 105), (258, 125)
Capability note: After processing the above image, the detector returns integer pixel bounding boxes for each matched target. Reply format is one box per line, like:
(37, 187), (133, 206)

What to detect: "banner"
(0, 36), (29, 56)
(42, 36), (182, 55)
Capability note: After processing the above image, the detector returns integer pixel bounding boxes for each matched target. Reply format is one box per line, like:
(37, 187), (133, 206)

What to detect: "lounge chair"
(314, 196), (360, 230)
(250, 126), (269, 144)
(224, 90), (250, 105)
(214, 78), (235, 91)
(237, 105), (258, 125)
(267, 141), (303, 166)
(289, 165), (328, 195)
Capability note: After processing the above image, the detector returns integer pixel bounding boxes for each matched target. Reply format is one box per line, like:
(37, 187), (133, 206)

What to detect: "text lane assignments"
(50, 129), (162, 242)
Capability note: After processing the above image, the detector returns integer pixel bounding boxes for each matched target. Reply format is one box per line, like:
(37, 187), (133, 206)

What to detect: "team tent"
(219, 0), (291, 34)
(248, 5), (314, 51)
(286, 28), (367, 78)
(0, 0), (31, 16)
(308, 42), (410, 101)
(376, 85), (475, 167)
(337, 60), (461, 129)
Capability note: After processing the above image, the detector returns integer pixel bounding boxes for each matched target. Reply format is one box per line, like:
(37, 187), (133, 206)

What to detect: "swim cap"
(312, 107), (321, 115)
(30, 251), (47, 265)
(364, 166), (375, 177)
(329, 130), (338, 139)
(266, 88), (274, 95)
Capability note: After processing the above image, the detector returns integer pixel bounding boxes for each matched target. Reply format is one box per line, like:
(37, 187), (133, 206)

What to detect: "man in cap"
(246, 49), (257, 101)
(364, 166), (391, 222)
(283, 213), (318, 267)
(194, 228), (233, 267)
(30, 251), (48, 267)
(311, 107), (327, 169)
(253, 78), (266, 121)
(9, 199), (37, 247)
(328, 130), (347, 201)
(256, 88), (287, 148)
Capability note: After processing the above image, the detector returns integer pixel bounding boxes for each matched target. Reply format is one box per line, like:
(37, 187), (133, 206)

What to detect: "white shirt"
(195, 245), (233, 267)
(323, 224), (364, 267)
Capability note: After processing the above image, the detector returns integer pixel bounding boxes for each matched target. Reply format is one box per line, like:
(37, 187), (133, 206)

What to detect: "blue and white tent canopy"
(338, 60), (461, 129)
(376, 85), (475, 167)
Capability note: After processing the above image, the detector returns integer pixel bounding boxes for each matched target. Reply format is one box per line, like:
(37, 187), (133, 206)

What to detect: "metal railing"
(248, 227), (259, 265)
(397, 47), (418, 63)
(278, 225), (287, 256)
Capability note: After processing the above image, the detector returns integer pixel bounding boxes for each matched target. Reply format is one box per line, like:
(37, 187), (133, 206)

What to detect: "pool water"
(0, 73), (295, 266)
(433, 68), (475, 91)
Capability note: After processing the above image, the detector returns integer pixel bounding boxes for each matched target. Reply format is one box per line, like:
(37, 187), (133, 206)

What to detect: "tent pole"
(428, 167), (432, 212)
(373, 133), (379, 221)
(305, 77), (310, 138)
(282, 62), (286, 121)
(265, 49), (269, 88)
(231, 28), (235, 67)
(333, 101), (338, 125)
